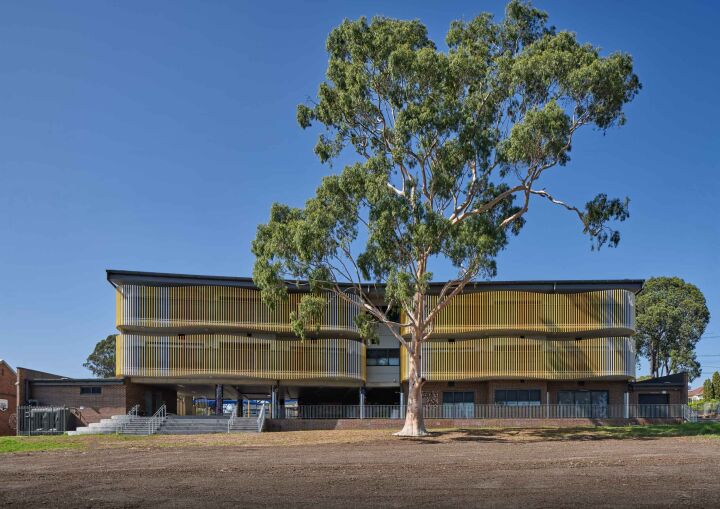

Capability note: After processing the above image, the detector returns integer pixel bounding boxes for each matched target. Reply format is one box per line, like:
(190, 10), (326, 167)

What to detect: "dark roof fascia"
(28, 378), (125, 386)
(630, 373), (688, 387)
(107, 270), (644, 294)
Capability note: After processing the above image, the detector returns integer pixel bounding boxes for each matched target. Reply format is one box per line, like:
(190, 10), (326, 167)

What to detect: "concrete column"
(359, 387), (366, 419)
(271, 385), (278, 419)
(399, 390), (405, 420)
(546, 391), (550, 418)
(215, 384), (224, 415)
(624, 391), (630, 419)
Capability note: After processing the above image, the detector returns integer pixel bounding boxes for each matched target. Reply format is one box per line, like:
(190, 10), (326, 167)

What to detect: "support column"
(359, 387), (366, 419)
(271, 385), (278, 419)
(215, 384), (224, 416)
(624, 391), (630, 419)
(399, 390), (405, 420)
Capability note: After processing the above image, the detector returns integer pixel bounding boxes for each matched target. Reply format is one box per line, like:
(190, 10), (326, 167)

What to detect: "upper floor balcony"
(400, 336), (635, 382)
(116, 334), (366, 383)
(401, 289), (636, 339)
(114, 283), (362, 337)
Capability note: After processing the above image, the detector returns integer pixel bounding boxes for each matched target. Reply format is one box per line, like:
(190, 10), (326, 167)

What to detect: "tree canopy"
(252, 0), (640, 435)
(635, 277), (709, 381)
(83, 335), (117, 378)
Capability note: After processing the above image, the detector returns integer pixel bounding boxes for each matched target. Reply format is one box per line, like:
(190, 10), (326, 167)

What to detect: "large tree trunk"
(395, 340), (428, 437)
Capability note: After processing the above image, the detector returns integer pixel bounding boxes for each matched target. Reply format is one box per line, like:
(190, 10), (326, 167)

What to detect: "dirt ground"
(1, 429), (719, 508)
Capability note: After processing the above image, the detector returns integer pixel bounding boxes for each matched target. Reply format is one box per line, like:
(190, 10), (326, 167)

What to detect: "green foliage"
(354, 311), (380, 344)
(83, 335), (117, 378)
(253, 1), (639, 342)
(714, 372), (720, 400)
(635, 277), (710, 381)
(704, 377), (715, 400)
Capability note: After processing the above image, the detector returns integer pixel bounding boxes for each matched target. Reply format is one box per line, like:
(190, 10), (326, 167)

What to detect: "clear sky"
(1, 1), (718, 382)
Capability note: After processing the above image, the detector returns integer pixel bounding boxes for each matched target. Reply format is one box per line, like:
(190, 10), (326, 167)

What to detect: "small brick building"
(0, 360), (17, 436)
(16, 367), (176, 428)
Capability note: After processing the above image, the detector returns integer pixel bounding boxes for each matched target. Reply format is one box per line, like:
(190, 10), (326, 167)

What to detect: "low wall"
(266, 417), (682, 432)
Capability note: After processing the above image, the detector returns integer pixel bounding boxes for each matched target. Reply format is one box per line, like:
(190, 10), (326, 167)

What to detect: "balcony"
(401, 289), (636, 338)
(115, 284), (361, 337)
(400, 337), (635, 381)
(116, 334), (365, 382)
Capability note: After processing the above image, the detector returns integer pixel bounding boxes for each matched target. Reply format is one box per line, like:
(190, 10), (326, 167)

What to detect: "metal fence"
(16, 406), (71, 435)
(276, 404), (689, 421)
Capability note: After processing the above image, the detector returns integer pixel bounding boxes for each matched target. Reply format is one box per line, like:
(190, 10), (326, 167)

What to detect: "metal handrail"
(257, 402), (267, 432)
(147, 404), (167, 435)
(227, 403), (239, 433)
(118, 404), (142, 434)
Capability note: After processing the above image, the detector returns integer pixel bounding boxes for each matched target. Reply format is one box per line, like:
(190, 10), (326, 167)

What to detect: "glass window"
(495, 389), (541, 406)
(442, 391), (474, 404)
(80, 387), (102, 395)
(366, 349), (400, 367)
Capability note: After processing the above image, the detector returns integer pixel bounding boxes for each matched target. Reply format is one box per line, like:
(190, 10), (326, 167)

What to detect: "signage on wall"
(0, 399), (8, 412)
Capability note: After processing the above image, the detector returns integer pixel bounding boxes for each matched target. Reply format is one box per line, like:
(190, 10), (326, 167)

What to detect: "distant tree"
(635, 277), (709, 381)
(83, 335), (117, 378)
(704, 377), (715, 400)
(252, 1), (640, 436)
(713, 371), (720, 400)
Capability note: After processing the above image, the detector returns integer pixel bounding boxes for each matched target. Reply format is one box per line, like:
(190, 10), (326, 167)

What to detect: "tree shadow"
(425, 423), (720, 443)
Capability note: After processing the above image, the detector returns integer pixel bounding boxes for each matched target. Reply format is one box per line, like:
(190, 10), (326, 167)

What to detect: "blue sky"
(1, 1), (718, 382)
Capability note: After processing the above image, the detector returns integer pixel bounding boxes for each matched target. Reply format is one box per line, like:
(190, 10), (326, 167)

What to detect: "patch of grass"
(590, 422), (720, 438)
(0, 435), (86, 454)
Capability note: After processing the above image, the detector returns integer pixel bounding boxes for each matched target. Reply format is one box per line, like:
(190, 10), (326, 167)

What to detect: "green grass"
(0, 434), (151, 454)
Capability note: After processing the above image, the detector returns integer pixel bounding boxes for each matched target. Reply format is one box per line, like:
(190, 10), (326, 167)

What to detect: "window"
(495, 389), (542, 406)
(80, 387), (102, 395)
(366, 349), (400, 366)
(557, 390), (608, 406)
(442, 391), (474, 404)
(557, 390), (609, 417)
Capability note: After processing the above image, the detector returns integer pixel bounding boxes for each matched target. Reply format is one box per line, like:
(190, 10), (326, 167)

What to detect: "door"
(638, 393), (670, 418)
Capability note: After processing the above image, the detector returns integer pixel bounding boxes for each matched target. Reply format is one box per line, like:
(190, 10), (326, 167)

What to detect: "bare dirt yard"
(1, 428), (719, 508)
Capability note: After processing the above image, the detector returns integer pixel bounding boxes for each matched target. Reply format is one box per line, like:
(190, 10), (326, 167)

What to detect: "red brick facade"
(0, 361), (17, 436)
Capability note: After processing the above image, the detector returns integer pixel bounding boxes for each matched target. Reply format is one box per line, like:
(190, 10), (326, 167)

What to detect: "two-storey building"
(108, 270), (646, 418)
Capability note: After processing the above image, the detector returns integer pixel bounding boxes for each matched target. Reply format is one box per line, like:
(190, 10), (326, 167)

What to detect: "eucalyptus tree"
(252, 0), (640, 436)
(635, 277), (709, 381)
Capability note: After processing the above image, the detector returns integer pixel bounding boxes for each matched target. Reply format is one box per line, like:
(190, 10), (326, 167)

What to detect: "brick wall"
(16, 367), (65, 407)
(547, 381), (628, 405)
(0, 362), (17, 436)
(29, 383), (127, 426)
(422, 381), (489, 404)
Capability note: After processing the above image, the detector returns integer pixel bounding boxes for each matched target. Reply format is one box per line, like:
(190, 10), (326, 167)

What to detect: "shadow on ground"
(401, 422), (720, 444)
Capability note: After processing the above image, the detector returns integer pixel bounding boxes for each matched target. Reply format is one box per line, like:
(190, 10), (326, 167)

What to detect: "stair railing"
(257, 402), (267, 432)
(227, 403), (239, 433)
(148, 404), (167, 435)
(118, 404), (141, 434)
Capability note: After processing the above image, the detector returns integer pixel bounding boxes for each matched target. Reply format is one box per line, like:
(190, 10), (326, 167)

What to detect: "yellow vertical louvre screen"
(115, 284), (361, 335)
(116, 334), (365, 382)
(400, 337), (635, 381)
(400, 289), (635, 336)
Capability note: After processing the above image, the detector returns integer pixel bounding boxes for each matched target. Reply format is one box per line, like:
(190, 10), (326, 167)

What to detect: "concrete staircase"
(68, 414), (262, 435)
(229, 417), (262, 433)
(120, 416), (166, 435)
(68, 414), (138, 436)
(158, 416), (230, 435)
